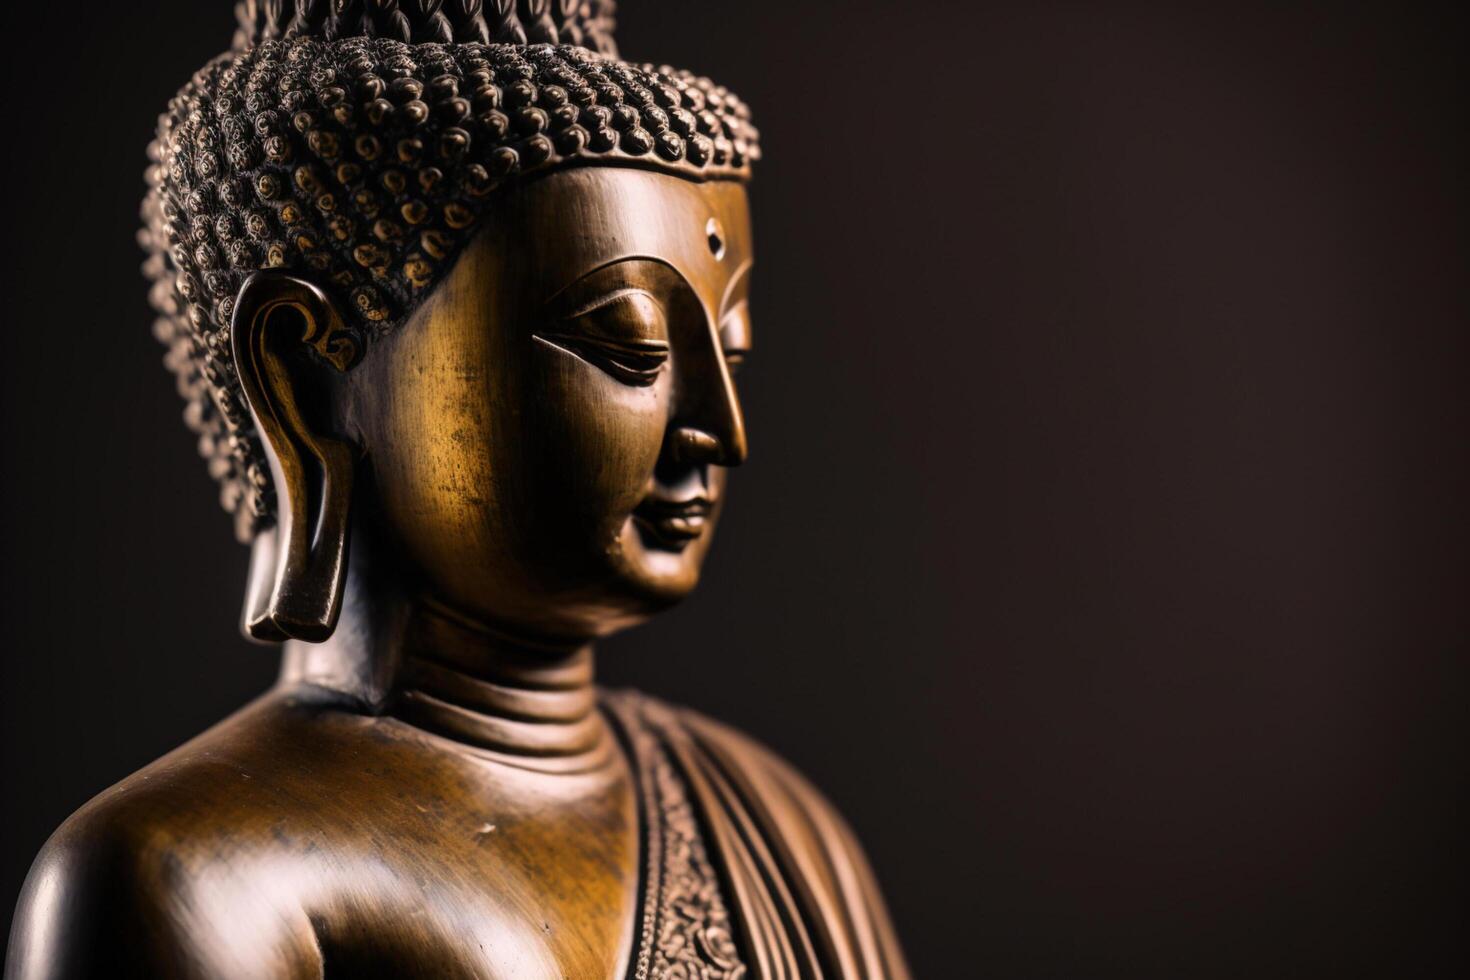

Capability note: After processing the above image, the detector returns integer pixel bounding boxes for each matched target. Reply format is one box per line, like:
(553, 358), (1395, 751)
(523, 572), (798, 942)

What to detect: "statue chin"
(5, 16), (911, 980)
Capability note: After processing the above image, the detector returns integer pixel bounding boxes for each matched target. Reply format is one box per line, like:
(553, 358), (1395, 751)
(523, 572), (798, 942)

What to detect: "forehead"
(497, 167), (753, 303)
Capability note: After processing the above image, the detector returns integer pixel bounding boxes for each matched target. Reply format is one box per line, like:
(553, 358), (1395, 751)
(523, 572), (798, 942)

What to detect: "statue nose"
(669, 355), (748, 467)
(670, 426), (745, 467)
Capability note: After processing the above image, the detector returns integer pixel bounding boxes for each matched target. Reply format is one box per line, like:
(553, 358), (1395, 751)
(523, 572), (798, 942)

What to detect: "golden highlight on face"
(347, 167), (753, 640)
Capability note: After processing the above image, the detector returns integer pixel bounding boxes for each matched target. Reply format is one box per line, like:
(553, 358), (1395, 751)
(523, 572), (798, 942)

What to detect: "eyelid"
(536, 284), (671, 387)
(541, 332), (669, 355)
(533, 332), (668, 387)
(559, 286), (661, 322)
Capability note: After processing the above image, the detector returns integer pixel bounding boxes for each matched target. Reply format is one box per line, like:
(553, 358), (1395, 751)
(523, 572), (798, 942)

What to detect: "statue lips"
(632, 494), (714, 551)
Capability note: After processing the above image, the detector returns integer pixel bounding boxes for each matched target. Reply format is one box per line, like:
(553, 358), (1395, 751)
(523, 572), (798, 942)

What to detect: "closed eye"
(536, 286), (671, 387)
(534, 332), (670, 387)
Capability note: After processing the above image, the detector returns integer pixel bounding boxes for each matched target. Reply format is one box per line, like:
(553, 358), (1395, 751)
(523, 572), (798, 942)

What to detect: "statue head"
(142, 1), (760, 645)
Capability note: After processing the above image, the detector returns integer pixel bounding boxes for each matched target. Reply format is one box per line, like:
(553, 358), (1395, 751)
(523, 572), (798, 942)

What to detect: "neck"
(397, 600), (607, 765)
(279, 548), (611, 772)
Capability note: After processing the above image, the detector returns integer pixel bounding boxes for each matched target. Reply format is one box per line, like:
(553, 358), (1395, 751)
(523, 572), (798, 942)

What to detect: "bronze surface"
(7, 106), (906, 980)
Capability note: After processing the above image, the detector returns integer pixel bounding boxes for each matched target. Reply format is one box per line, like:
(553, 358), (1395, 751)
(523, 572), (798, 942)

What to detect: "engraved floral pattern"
(647, 739), (745, 980)
(618, 695), (747, 980)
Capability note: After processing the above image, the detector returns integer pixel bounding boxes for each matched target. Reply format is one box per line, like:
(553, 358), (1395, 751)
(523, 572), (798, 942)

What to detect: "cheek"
(523, 345), (669, 536)
(360, 333), (504, 566)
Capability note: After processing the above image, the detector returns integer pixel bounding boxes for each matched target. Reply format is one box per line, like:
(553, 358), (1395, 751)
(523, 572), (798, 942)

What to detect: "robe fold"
(603, 691), (911, 980)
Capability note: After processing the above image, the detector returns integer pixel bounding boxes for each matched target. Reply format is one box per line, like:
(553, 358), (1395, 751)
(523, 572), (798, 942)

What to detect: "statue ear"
(230, 272), (362, 644)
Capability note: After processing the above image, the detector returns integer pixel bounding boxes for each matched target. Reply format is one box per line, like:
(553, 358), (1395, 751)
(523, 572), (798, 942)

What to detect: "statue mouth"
(632, 495), (714, 551)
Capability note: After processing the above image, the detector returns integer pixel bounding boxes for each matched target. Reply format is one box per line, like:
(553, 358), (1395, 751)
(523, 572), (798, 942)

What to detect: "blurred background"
(1, 1), (1464, 976)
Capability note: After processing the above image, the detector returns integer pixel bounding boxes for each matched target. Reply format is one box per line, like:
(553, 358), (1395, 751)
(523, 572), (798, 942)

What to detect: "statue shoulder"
(678, 701), (848, 815)
(7, 788), (315, 979)
(5, 689), (346, 978)
(605, 689), (853, 831)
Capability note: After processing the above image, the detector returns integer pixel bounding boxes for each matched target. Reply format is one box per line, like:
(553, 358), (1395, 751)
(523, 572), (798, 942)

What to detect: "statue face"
(348, 168), (753, 640)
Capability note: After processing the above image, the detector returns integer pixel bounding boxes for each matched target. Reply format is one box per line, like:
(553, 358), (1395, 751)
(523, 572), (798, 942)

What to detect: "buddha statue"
(6, 2), (908, 977)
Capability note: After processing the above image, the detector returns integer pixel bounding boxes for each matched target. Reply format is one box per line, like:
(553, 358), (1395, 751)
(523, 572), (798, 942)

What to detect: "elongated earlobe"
(231, 272), (361, 643)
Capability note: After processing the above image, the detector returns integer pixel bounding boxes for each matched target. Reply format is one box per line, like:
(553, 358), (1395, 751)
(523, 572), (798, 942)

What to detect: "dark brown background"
(1, 2), (1464, 976)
